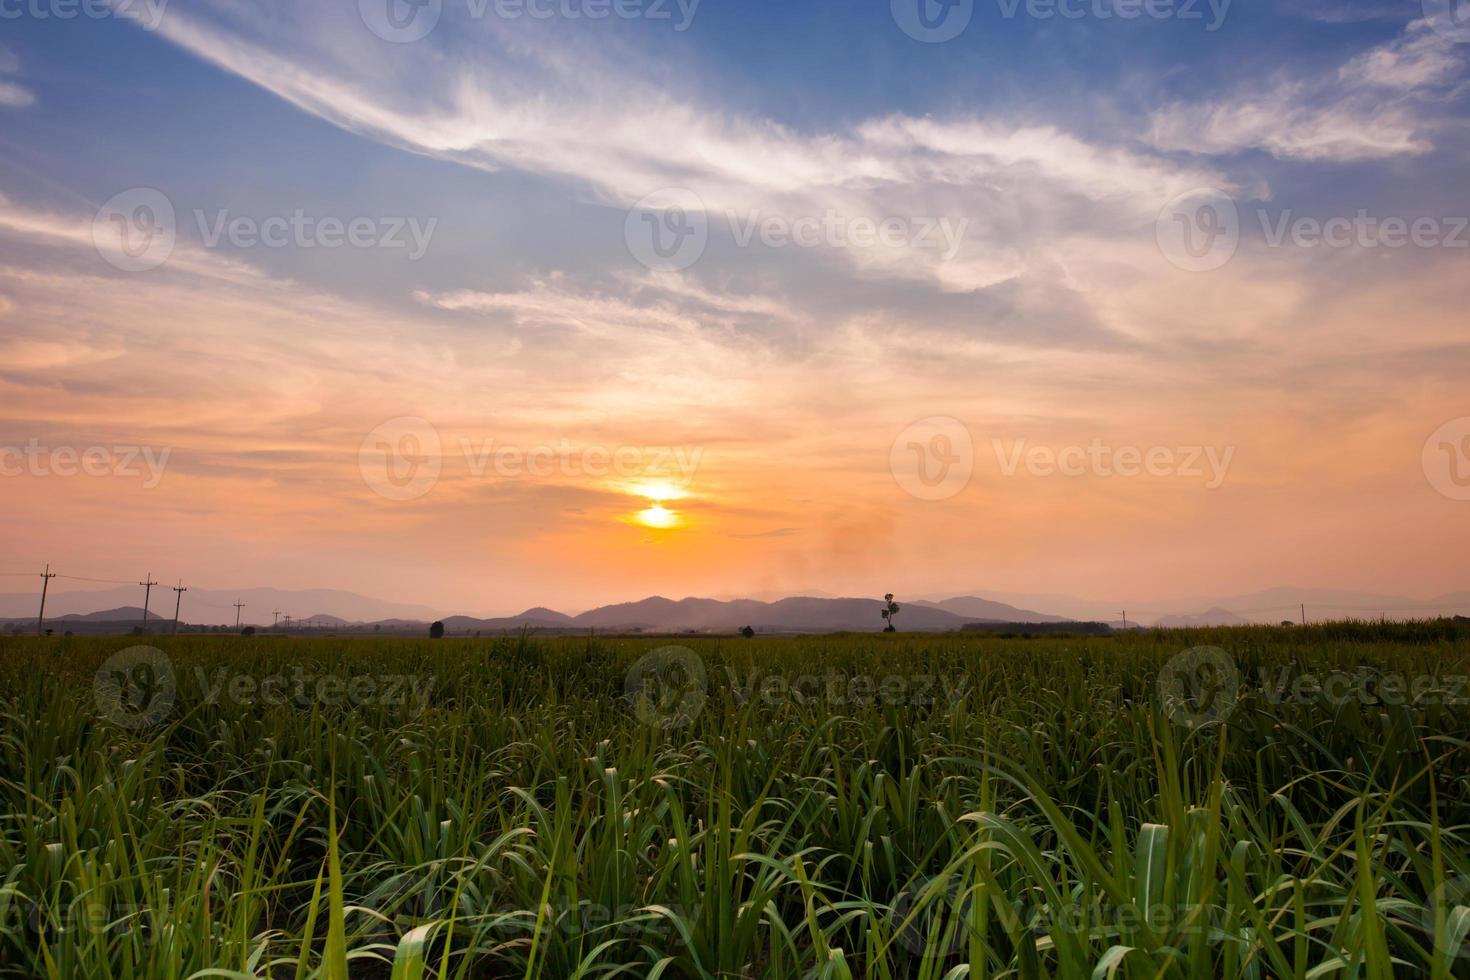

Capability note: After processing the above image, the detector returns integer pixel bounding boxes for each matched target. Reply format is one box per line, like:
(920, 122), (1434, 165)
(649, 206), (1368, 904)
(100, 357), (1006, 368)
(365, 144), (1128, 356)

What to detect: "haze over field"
(2, 1), (1468, 610)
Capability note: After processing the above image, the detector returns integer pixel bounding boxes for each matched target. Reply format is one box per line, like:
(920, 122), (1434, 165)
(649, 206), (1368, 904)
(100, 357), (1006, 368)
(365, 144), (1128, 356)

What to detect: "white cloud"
(0, 81), (34, 108)
(1147, 21), (1461, 162)
(137, 3), (1229, 295)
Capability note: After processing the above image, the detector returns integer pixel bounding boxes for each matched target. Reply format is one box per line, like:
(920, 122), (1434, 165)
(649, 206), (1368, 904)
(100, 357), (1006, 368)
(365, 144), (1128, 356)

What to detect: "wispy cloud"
(138, 2), (1229, 295)
(1147, 21), (1462, 162)
(0, 44), (33, 108)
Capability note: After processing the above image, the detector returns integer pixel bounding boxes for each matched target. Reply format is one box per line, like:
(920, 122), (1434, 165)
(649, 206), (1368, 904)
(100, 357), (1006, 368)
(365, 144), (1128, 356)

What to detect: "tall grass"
(0, 626), (1466, 977)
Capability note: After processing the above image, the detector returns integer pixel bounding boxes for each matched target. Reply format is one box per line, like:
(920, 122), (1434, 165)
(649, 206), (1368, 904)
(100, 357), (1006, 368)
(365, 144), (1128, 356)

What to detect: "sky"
(0, 0), (1468, 616)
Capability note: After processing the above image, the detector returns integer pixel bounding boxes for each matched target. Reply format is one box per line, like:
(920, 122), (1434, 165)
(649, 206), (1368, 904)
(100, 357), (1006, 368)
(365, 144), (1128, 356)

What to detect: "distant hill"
(0, 586), (442, 626)
(54, 606), (153, 623)
(1154, 607), (1251, 628)
(911, 596), (1068, 624)
(435, 596), (1006, 634)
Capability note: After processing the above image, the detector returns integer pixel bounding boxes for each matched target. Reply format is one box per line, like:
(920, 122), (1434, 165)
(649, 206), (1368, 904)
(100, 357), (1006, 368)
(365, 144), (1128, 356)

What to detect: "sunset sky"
(1, 0), (1468, 616)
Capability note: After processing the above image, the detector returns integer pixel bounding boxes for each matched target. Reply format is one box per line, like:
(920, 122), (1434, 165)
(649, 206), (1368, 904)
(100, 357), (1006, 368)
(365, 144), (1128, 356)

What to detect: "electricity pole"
(1300, 604), (1306, 627)
(1121, 610), (1128, 630)
(234, 601), (246, 630)
(171, 581), (188, 635)
(37, 564), (56, 636)
(272, 609), (281, 629)
(139, 574), (158, 631)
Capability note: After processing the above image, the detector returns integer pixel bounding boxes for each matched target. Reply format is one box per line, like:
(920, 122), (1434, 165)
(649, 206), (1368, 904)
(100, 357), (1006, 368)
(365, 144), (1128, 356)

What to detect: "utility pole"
(37, 564), (56, 636)
(1300, 604), (1306, 627)
(171, 581), (188, 635)
(272, 609), (281, 629)
(139, 574), (158, 631)
(234, 601), (246, 630)
(1121, 610), (1128, 630)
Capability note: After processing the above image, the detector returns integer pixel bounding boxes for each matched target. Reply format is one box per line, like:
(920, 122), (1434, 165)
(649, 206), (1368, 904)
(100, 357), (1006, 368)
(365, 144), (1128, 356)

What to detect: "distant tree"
(740, 626), (756, 639)
(241, 626), (256, 636)
(430, 621), (446, 640)
(881, 594), (900, 633)
(1281, 620), (1295, 627)
(43, 629), (53, 637)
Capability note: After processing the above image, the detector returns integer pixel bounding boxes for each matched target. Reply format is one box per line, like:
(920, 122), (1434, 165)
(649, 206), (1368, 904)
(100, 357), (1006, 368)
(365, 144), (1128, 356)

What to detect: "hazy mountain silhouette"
(910, 596), (1067, 623)
(1153, 607), (1251, 628)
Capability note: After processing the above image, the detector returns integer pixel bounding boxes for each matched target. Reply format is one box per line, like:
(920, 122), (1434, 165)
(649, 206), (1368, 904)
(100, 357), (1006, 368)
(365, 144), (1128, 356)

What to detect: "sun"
(635, 504), (681, 529)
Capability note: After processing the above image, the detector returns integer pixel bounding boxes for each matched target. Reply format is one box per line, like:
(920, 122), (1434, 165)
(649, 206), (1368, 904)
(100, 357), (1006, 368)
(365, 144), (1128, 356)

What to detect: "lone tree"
(740, 626), (756, 639)
(430, 621), (446, 639)
(881, 594), (900, 633)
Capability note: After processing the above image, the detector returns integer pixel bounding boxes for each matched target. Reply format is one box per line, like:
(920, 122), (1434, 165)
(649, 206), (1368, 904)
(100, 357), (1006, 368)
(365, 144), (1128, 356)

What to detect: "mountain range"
(434, 595), (1064, 634)
(3, 584), (1465, 634)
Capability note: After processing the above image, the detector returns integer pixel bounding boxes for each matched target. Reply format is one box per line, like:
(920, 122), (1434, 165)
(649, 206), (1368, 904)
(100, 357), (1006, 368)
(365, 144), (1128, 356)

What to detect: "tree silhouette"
(881, 594), (900, 633)
(740, 626), (755, 639)
(430, 621), (445, 639)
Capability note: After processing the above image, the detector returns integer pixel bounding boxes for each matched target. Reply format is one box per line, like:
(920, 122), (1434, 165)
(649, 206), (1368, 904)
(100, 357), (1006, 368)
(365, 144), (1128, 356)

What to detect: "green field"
(2, 626), (1469, 978)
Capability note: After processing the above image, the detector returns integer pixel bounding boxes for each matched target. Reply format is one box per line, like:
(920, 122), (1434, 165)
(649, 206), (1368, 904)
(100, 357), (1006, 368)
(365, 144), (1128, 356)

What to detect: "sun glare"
(629, 480), (688, 502)
(635, 504), (681, 529)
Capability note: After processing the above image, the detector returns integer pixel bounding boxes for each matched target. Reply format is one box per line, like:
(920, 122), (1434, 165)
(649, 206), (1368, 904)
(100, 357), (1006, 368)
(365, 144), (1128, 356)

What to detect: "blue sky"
(1, 0), (1468, 613)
